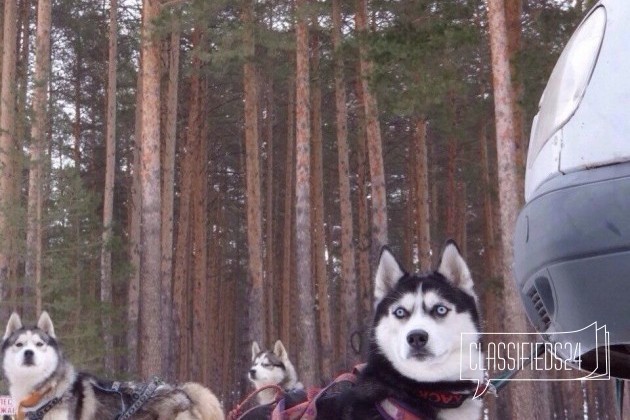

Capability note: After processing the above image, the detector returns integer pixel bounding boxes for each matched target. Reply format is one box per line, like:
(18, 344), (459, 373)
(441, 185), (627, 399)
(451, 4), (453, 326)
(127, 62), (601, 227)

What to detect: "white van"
(513, 0), (630, 378)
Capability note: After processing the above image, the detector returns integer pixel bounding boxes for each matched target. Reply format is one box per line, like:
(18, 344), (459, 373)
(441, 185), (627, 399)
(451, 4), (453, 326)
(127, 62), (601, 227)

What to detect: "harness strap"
(227, 384), (284, 420)
(271, 371), (360, 420)
(24, 397), (62, 420)
(17, 384), (57, 420)
(377, 399), (425, 420)
(91, 380), (127, 414)
(377, 388), (473, 419)
(415, 390), (467, 408)
(117, 377), (162, 420)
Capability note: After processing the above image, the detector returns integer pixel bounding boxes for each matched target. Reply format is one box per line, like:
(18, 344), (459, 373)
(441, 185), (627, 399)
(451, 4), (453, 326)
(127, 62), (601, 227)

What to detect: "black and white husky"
(2, 312), (225, 419)
(316, 241), (484, 420)
(248, 340), (303, 405)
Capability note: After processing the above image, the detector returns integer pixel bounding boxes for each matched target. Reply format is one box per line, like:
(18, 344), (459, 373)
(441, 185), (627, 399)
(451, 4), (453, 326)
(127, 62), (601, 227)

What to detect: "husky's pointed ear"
(273, 340), (289, 360)
(251, 341), (261, 361)
(37, 312), (56, 339)
(3, 312), (23, 341)
(437, 240), (475, 296)
(374, 246), (406, 305)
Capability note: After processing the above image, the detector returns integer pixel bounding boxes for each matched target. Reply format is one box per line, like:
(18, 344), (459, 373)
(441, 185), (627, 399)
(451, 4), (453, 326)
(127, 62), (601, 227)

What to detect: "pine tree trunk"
(310, 19), (333, 379)
(430, 141), (439, 238)
(486, 0), (537, 416)
(505, 0), (526, 172)
(294, 0), (319, 385)
(127, 56), (143, 375)
(480, 122), (499, 281)
(456, 181), (467, 257)
(403, 144), (416, 271)
(13, 0), (24, 313)
(173, 29), (201, 380)
(212, 179), (228, 396)
(139, 0), (163, 378)
(73, 45), (82, 167)
(480, 122), (505, 419)
(204, 145), (221, 392)
(332, 0), (358, 368)
(354, 75), (372, 357)
(173, 142), (192, 381)
(99, 0), (117, 372)
(191, 76), (208, 383)
(413, 118), (431, 270)
(160, 16), (180, 383)
(15, 0), (31, 314)
(445, 135), (457, 240)
(243, 0), (265, 345)
(355, 0), (388, 263)
(0, 0), (18, 319)
(26, 0), (49, 319)
(281, 77), (295, 353)
(263, 76), (276, 345)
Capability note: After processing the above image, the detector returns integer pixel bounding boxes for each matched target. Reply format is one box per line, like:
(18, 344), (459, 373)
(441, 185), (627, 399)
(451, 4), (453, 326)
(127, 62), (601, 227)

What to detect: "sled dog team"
(2, 242), (483, 419)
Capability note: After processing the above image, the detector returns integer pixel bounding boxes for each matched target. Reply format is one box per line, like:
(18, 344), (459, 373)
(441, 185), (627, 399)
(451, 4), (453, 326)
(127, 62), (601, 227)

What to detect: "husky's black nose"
(249, 369), (256, 379)
(23, 349), (35, 365)
(407, 330), (429, 350)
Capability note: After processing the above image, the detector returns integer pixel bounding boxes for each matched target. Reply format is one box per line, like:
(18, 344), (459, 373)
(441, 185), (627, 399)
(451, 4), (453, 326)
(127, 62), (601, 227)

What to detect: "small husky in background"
(315, 241), (484, 420)
(2, 312), (225, 420)
(248, 340), (303, 405)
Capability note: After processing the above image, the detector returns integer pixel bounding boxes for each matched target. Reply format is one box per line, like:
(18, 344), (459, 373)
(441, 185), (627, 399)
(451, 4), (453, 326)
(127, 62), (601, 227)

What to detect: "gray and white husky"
(315, 241), (485, 420)
(2, 312), (225, 420)
(248, 340), (303, 405)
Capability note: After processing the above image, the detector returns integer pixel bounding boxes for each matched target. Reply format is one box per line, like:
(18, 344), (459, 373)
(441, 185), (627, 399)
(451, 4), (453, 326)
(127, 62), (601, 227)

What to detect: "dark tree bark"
(294, 0), (319, 386)
(356, 0), (388, 264)
(445, 134), (457, 241)
(0, 0), (18, 321)
(173, 29), (202, 381)
(281, 76), (295, 354)
(413, 118), (431, 270)
(127, 54), (143, 375)
(486, 0), (537, 416)
(243, 0), (265, 345)
(354, 74), (372, 357)
(310, 17), (333, 379)
(191, 76), (208, 383)
(403, 141), (416, 270)
(23, 0), (38, 318)
(332, 0), (359, 368)
(138, 0), (163, 378)
(263, 76), (276, 345)
(100, 0), (117, 372)
(160, 14), (180, 383)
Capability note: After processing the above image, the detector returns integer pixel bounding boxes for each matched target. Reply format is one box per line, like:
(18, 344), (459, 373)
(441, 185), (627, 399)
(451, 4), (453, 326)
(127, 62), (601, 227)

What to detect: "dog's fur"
(315, 241), (484, 420)
(2, 312), (225, 420)
(248, 340), (303, 405)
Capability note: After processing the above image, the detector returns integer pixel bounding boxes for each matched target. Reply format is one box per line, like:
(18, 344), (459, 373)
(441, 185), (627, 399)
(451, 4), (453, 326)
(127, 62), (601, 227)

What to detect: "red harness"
(229, 366), (482, 420)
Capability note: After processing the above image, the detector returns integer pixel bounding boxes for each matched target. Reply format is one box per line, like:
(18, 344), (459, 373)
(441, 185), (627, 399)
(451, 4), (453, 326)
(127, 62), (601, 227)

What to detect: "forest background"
(0, 0), (625, 417)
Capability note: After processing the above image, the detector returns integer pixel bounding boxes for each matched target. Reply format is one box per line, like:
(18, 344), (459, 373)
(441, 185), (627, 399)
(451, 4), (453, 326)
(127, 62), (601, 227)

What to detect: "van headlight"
(528, 6), (606, 166)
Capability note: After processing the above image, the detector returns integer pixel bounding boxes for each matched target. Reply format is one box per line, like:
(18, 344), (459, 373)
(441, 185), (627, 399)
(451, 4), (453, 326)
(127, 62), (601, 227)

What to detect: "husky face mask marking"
(2, 312), (60, 395)
(248, 341), (288, 387)
(248, 340), (303, 406)
(373, 242), (482, 383)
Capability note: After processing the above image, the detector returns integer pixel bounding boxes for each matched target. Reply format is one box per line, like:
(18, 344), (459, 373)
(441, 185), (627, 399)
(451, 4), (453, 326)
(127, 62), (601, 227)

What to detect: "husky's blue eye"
(393, 307), (409, 319)
(433, 305), (449, 317)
